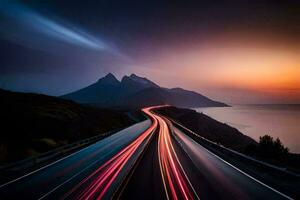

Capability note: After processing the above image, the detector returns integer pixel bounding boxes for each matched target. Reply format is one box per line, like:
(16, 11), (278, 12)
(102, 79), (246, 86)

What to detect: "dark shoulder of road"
(117, 131), (166, 200)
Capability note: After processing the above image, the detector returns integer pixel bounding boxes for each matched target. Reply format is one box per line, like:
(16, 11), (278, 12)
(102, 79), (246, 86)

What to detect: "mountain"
(165, 87), (226, 107)
(62, 73), (228, 108)
(127, 74), (159, 88)
(61, 73), (120, 104)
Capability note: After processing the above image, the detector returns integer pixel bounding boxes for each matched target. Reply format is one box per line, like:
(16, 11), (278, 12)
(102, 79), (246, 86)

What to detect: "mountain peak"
(126, 73), (159, 88)
(97, 73), (119, 85)
(129, 73), (139, 78)
(104, 73), (117, 79)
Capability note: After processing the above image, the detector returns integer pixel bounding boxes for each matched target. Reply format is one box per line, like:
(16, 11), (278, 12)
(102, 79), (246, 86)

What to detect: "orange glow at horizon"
(214, 62), (300, 91)
(131, 42), (300, 103)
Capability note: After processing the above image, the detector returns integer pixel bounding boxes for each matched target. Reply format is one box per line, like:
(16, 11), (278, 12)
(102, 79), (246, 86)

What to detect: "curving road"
(0, 118), (155, 200)
(0, 106), (293, 199)
(120, 106), (291, 200)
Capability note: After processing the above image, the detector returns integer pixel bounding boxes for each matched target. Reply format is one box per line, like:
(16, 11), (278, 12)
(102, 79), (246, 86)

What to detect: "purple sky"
(0, 0), (299, 104)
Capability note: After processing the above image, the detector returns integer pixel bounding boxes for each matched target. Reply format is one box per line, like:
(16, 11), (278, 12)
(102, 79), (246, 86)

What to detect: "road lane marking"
(0, 120), (151, 189)
(37, 154), (110, 200)
(0, 142), (96, 189)
(171, 123), (293, 200)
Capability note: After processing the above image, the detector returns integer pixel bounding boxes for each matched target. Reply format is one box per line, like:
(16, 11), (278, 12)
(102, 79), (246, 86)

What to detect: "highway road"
(0, 117), (155, 200)
(0, 106), (293, 199)
(120, 108), (291, 200)
(170, 123), (290, 199)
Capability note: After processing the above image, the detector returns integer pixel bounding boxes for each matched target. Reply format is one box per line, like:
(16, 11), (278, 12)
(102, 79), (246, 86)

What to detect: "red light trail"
(63, 107), (157, 200)
(63, 106), (198, 200)
(156, 115), (199, 200)
(0, 108), (292, 200)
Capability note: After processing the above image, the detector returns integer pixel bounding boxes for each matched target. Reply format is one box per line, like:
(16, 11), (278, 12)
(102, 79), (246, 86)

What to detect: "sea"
(195, 104), (300, 153)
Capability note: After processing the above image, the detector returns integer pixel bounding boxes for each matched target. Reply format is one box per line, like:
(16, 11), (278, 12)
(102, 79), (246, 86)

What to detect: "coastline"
(194, 104), (300, 153)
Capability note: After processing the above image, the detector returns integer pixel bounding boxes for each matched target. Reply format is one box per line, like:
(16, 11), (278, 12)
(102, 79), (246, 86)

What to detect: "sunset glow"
(129, 42), (300, 104)
(1, 1), (299, 104)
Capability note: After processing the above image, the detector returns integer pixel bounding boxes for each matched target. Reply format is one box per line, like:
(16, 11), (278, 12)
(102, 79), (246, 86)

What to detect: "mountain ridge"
(61, 73), (228, 108)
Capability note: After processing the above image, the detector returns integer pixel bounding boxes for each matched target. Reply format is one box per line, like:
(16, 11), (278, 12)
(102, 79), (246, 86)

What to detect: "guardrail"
(167, 117), (300, 178)
(0, 128), (123, 172)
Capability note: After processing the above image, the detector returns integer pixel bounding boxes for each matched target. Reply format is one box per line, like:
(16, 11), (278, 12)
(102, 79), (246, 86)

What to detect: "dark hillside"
(155, 106), (300, 173)
(0, 89), (134, 164)
(155, 106), (257, 151)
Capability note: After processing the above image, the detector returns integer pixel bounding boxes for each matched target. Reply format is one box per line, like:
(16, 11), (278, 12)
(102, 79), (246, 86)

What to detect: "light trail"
(63, 106), (198, 200)
(150, 107), (199, 200)
(0, 106), (290, 199)
(63, 107), (157, 200)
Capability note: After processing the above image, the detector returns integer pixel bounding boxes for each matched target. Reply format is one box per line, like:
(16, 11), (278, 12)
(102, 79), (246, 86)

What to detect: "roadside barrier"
(167, 117), (300, 178)
(0, 128), (123, 172)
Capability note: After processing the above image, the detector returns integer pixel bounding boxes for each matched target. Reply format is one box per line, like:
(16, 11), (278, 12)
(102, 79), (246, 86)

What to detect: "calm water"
(195, 105), (300, 153)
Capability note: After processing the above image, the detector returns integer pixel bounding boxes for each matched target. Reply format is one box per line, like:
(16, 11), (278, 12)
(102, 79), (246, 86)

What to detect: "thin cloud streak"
(0, 1), (111, 52)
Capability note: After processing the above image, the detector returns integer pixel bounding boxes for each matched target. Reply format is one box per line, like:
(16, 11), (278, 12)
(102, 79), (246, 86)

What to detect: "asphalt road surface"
(119, 109), (290, 200)
(0, 106), (292, 200)
(0, 119), (154, 200)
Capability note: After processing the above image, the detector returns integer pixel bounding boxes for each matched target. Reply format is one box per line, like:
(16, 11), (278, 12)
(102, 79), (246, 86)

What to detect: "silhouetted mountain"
(61, 73), (120, 104)
(62, 73), (228, 108)
(128, 73), (159, 88)
(166, 87), (226, 107)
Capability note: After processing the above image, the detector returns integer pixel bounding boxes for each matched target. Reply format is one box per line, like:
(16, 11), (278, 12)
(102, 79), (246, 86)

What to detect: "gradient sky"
(0, 0), (299, 104)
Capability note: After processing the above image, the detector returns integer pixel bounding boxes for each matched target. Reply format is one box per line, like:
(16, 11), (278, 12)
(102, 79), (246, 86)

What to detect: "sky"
(0, 0), (299, 104)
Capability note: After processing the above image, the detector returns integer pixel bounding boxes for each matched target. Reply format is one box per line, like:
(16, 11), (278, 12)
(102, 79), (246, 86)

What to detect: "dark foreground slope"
(156, 106), (257, 151)
(0, 89), (134, 165)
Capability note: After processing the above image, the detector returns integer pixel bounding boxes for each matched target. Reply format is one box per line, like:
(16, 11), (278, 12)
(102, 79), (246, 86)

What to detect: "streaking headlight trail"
(63, 107), (157, 199)
(156, 115), (200, 200)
